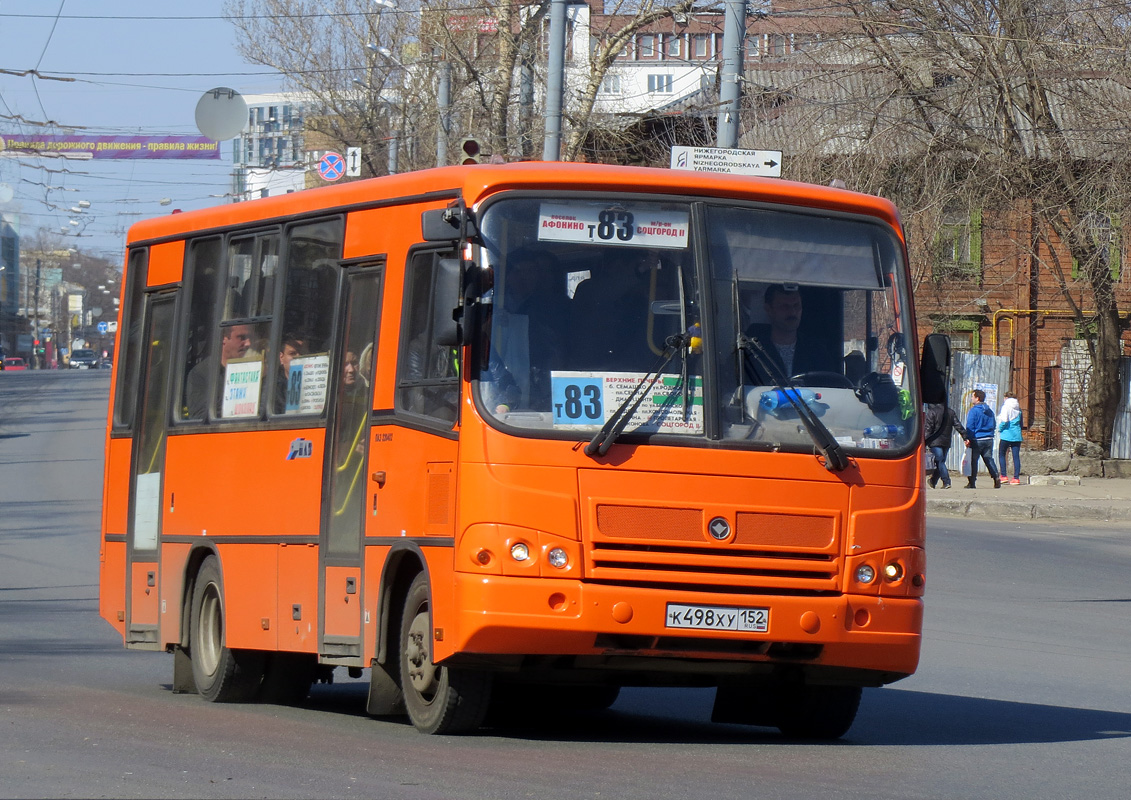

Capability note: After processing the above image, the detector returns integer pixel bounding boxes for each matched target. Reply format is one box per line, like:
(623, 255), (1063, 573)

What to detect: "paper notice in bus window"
(549, 371), (703, 434)
(284, 353), (330, 414)
(537, 202), (690, 249)
(222, 357), (263, 419)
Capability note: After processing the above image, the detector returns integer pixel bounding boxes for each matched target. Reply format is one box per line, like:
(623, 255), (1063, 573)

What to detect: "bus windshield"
(475, 195), (917, 455)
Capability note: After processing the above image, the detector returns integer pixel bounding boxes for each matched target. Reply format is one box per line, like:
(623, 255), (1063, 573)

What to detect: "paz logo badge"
(287, 438), (313, 460)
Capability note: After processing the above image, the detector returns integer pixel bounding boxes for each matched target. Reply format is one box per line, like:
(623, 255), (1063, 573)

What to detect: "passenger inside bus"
(185, 322), (259, 419)
(275, 331), (308, 412)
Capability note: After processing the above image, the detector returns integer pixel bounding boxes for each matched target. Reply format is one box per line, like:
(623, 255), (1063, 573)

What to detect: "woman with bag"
(997, 391), (1023, 485)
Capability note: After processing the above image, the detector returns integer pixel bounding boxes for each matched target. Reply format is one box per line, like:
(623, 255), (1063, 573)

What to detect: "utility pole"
(543, 0), (568, 161)
(436, 56), (451, 167)
(717, 0), (746, 148)
(33, 258), (41, 369)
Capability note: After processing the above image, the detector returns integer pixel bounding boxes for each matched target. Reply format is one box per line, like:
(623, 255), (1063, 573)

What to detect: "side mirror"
(421, 205), (478, 242)
(920, 333), (950, 405)
(432, 258), (461, 347)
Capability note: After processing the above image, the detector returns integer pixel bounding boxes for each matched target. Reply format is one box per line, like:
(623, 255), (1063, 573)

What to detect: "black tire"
(399, 573), (491, 734)
(775, 685), (862, 740)
(188, 555), (264, 702)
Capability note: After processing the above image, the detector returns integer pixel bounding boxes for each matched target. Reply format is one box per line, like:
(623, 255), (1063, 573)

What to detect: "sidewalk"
(926, 475), (1131, 523)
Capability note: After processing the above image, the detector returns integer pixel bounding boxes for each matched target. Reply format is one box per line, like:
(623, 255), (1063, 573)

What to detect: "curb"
(927, 500), (1129, 522)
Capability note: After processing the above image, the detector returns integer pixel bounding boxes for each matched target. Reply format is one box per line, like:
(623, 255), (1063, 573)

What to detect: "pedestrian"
(997, 391), (1023, 485)
(925, 401), (967, 489)
(963, 389), (1001, 489)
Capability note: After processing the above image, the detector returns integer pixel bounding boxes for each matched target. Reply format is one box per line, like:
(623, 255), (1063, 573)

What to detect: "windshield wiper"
(738, 334), (849, 472)
(584, 331), (692, 458)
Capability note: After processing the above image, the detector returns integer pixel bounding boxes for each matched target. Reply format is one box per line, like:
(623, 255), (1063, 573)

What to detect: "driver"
(746, 283), (836, 381)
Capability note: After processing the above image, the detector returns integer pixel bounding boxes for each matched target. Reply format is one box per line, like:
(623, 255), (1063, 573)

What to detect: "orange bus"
(100, 162), (948, 738)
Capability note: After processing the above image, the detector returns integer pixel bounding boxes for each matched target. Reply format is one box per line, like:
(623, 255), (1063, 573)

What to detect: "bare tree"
(562, 0), (698, 161)
(225, 0), (444, 174)
(752, 1), (1131, 453)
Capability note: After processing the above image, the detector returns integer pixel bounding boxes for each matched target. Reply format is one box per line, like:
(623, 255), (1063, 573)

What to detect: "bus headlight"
(547, 547), (569, 569)
(855, 564), (876, 585)
(510, 542), (530, 562)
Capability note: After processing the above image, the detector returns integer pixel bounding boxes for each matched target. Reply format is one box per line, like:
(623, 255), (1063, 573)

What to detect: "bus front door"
(319, 266), (383, 662)
(125, 294), (175, 649)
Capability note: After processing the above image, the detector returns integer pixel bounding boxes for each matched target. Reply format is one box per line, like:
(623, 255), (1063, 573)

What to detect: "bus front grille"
(587, 504), (841, 592)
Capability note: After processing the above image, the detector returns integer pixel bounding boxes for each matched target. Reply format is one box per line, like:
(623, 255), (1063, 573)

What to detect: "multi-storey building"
(231, 93), (308, 201)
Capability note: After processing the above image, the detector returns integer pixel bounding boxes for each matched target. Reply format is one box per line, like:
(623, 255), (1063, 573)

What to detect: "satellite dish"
(0, 183), (12, 204)
(195, 87), (248, 141)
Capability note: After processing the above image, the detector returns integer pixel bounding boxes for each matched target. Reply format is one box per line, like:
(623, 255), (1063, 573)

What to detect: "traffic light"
(459, 137), (483, 165)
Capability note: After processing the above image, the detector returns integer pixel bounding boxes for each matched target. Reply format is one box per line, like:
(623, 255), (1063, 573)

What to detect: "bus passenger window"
(396, 253), (459, 425)
(225, 233), (279, 320)
(179, 237), (222, 421)
(271, 219), (343, 416)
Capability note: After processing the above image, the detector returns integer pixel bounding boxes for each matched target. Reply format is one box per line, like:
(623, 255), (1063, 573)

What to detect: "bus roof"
(125, 162), (902, 247)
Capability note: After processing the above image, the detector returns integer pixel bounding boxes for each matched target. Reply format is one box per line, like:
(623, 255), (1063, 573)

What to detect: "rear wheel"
(399, 573), (490, 734)
(189, 555), (263, 702)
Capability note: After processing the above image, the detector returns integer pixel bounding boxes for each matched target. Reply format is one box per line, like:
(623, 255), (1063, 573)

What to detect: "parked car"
(2, 357), (28, 371)
(68, 349), (100, 369)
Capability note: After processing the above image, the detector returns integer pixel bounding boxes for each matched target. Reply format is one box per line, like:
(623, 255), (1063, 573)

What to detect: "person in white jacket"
(997, 392), (1023, 484)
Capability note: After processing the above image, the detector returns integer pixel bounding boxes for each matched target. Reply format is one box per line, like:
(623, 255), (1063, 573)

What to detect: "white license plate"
(665, 603), (769, 632)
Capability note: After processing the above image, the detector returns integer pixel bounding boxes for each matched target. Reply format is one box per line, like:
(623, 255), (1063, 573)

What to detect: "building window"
(639, 35), (655, 58)
(769, 34), (787, 59)
(600, 74), (622, 94)
(933, 208), (982, 282)
(694, 35), (709, 59)
(1072, 212), (1122, 282)
(647, 74), (673, 93)
(666, 35), (681, 58)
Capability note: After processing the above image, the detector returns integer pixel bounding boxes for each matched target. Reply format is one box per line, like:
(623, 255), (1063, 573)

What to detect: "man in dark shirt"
(746, 283), (836, 381)
(185, 323), (254, 419)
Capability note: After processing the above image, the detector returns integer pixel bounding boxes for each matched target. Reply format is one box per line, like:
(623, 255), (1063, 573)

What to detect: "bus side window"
(179, 237), (223, 421)
(396, 252), (459, 425)
(270, 219), (343, 416)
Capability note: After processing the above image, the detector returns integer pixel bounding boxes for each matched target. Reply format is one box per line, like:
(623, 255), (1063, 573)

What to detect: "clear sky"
(0, 1), (285, 261)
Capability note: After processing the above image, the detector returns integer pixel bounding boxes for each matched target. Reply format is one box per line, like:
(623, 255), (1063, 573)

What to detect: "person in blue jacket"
(963, 389), (1001, 489)
(997, 391), (1023, 484)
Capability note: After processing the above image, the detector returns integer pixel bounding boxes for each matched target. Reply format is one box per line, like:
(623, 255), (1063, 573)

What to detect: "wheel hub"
(405, 610), (437, 695)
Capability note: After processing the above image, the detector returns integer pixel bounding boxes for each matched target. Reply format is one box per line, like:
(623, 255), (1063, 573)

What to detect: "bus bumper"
(450, 573), (921, 682)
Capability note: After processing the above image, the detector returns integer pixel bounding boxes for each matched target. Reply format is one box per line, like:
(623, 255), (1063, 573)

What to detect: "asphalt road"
(2, 371), (1131, 799)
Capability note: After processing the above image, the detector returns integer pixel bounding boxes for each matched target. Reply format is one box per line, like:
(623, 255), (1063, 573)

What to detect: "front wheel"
(775, 685), (862, 740)
(189, 555), (263, 702)
(399, 573), (490, 734)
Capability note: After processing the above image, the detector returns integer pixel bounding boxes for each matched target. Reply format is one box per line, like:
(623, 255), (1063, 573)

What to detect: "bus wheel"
(399, 573), (490, 734)
(189, 555), (264, 702)
(775, 685), (862, 740)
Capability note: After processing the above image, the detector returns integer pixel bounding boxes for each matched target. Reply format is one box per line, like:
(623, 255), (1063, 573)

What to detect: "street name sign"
(670, 146), (782, 178)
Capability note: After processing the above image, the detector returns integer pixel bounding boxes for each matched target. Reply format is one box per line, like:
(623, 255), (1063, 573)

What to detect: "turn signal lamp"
(883, 562), (904, 582)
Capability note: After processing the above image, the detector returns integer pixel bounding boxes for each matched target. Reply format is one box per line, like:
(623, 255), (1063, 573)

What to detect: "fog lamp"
(855, 564), (876, 584)
(547, 547), (569, 569)
(510, 542), (530, 562)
